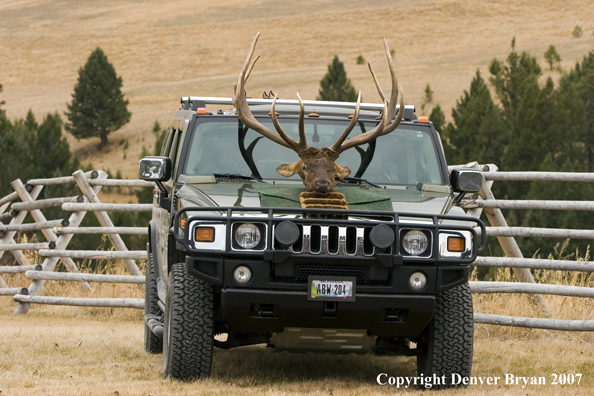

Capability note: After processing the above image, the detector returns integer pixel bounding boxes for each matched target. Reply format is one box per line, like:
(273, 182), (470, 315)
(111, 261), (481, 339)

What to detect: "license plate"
(308, 276), (356, 302)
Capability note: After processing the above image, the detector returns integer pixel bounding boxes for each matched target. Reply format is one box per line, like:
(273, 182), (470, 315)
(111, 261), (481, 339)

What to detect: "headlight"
(402, 230), (429, 256)
(234, 223), (261, 249)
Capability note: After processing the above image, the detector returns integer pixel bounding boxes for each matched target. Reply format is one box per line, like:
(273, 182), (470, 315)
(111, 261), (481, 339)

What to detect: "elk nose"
(315, 180), (330, 193)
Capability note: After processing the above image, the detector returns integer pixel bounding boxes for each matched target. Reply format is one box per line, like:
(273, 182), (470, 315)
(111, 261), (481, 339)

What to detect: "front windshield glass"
(183, 118), (444, 185)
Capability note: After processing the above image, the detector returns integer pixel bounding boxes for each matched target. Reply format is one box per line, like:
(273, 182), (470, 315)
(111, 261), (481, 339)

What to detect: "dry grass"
(1, 242), (594, 394)
(1, 0), (594, 178)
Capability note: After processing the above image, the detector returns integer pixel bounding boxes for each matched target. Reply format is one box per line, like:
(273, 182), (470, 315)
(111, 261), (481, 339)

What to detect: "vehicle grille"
(275, 224), (390, 257)
(296, 266), (366, 283)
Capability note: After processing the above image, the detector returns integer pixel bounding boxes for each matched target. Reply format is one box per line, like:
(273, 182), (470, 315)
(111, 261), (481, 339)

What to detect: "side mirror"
(139, 156), (172, 181)
(450, 169), (483, 193)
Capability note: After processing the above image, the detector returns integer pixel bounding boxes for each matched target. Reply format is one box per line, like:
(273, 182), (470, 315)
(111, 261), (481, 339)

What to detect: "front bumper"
(220, 289), (434, 337)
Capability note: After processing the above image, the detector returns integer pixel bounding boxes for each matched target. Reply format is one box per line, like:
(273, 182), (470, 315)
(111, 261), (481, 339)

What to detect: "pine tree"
(489, 43), (542, 130)
(429, 104), (446, 133)
(152, 120), (167, 156)
(421, 83), (434, 113)
(557, 51), (594, 171)
(27, 112), (72, 179)
(544, 45), (561, 71)
(0, 83), (5, 112)
(0, 112), (23, 197)
(317, 56), (358, 102)
(65, 47), (131, 148)
(441, 70), (507, 167)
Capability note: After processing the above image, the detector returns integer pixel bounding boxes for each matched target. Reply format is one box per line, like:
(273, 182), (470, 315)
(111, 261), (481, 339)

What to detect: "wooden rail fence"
(1, 165), (593, 332)
(0, 170), (152, 313)
(452, 162), (594, 331)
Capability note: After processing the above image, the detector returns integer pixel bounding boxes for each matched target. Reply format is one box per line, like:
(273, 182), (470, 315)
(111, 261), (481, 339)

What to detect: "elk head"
(232, 32), (404, 196)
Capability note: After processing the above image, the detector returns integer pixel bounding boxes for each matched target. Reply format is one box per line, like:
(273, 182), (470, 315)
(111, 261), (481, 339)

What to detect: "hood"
(176, 180), (458, 216)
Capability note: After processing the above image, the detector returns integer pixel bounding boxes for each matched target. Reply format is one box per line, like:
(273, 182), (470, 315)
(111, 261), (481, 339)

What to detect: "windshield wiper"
(213, 173), (263, 182)
(336, 177), (381, 188)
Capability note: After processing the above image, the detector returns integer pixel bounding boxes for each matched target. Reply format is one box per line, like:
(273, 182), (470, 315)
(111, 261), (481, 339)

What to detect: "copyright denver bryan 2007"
(376, 373), (583, 389)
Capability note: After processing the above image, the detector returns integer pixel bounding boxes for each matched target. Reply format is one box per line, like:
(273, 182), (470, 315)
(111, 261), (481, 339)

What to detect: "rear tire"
(416, 283), (474, 389)
(144, 252), (163, 354)
(162, 262), (214, 380)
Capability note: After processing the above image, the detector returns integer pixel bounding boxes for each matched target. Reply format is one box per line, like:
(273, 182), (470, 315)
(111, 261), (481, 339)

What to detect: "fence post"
(10, 179), (91, 291)
(72, 170), (142, 276)
(13, 175), (103, 315)
(474, 164), (551, 317)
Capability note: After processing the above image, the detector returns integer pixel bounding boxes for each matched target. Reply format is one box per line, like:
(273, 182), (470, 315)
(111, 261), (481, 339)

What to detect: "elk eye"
(302, 165), (307, 172)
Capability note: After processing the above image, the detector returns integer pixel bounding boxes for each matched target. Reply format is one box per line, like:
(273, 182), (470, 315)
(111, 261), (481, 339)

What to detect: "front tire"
(162, 262), (214, 380)
(416, 283), (474, 389)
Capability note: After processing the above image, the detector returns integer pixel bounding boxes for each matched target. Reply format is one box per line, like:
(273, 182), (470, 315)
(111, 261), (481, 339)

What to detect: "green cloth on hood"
(256, 185), (392, 211)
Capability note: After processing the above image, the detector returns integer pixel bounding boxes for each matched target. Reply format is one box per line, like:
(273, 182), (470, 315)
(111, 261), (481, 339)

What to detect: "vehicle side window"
(161, 128), (175, 157)
(169, 129), (180, 166)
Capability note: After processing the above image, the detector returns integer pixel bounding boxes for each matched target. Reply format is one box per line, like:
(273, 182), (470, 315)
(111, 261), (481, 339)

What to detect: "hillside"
(1, 0), (593, 178)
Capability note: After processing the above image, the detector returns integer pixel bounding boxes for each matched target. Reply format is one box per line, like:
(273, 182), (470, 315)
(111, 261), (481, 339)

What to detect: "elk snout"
(312, 178), (333, 195)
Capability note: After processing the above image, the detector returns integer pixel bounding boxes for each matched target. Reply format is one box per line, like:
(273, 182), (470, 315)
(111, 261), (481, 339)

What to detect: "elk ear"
(335, 163), (351, 179)
(276, 161), (301, 177)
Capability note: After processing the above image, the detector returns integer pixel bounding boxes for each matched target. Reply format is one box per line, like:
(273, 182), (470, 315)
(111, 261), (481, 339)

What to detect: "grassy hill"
(1, 0), (593, 178)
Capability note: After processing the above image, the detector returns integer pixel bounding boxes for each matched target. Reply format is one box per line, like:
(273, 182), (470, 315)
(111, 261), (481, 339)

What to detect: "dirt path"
(1, 305), (592, 395)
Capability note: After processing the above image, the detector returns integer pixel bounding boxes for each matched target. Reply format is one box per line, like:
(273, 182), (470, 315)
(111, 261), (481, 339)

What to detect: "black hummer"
(139, 96), (485, 387)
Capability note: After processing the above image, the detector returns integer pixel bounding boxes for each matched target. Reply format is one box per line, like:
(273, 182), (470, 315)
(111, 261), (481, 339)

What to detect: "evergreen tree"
(0, 83), (5, 112)
(65, 47), (131, 148)
(557, 51), (594, 171)
(429, 104), (446, 134)
(544, 45), (561, 71)
(520, 154), (594, 257)
(152, 120), (167, 156)
(504, 76), (561, 173)
(421, 83), (434, 113)
(489, 41), (542, 131)
(0, 113), (26, 197)
(27, 112), (72, 179)
(317, 56), (358, 102)
(441, 70), (507, 167)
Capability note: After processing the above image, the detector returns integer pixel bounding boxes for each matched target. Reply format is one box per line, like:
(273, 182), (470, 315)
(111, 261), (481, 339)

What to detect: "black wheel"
(144, 252), (163, 353)
(416, 283), (474, 389)
(162, 262), (214, 380)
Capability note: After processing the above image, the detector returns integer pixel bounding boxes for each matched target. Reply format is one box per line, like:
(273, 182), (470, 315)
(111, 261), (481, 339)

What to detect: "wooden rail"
(24, 270), (145, 284)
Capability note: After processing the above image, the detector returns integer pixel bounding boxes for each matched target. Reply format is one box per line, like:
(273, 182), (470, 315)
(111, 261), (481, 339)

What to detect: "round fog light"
(233, 265), (252, 285)
(235, 223), (261, 249)
(409, 272), (427, 291)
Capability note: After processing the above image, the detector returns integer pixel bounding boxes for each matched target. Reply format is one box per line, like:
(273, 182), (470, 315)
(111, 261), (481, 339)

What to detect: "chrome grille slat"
(355, 227), (367, 257)
(337, 227), (347, 256)
(281, 224), (380, 257)
(320, 226), (329, 255)
(301, 225), (311, 254)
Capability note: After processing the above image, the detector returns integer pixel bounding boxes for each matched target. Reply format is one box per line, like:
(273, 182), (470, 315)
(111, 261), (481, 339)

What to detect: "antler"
(233, 32), (308, 154)
(330, 38), (405, 154)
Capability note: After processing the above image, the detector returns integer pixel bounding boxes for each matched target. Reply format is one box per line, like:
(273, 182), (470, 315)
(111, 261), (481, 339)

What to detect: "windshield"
(182, 118), (444, 185)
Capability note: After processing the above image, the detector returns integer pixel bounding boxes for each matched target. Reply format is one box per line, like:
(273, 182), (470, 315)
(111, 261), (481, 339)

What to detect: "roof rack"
(181, 96), (415, 113)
